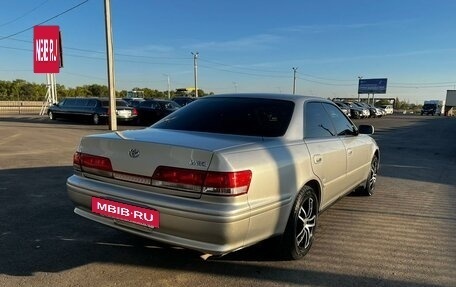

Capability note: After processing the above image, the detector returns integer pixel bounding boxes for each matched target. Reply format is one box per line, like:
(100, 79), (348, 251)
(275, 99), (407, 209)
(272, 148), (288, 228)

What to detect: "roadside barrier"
(0, 101), (44, 115)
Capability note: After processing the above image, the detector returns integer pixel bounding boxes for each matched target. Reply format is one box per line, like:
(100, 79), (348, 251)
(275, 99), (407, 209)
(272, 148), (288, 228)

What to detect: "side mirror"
(358, 124), (374, 135)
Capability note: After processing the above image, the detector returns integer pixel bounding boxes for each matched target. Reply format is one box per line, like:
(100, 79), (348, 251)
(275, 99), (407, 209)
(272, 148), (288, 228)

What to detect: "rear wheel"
(361, 156), (378, 196)
(281, 185), (318, 260)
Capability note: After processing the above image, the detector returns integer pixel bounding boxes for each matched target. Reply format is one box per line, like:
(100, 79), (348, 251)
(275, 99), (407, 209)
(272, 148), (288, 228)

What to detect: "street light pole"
(233, 82), (238, 93)
(163, 74), (171, 99)
(191, 52), (199, 97)
(292, 67), (298, 95)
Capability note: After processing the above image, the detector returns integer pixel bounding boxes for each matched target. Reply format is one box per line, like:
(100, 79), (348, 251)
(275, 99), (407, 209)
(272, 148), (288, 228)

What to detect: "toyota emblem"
(129, 148), (140, 158)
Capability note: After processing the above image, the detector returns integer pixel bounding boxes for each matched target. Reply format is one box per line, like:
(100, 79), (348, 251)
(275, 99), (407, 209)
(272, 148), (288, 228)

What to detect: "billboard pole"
(357, 76), (362, 102)
(292, 67), (298, 95)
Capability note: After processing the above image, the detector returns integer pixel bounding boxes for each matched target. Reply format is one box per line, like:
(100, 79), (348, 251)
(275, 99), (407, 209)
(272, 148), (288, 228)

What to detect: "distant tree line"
(0, 79), (212, 101)
(376, 98), (422, 111)
(1, 79), (421, 110)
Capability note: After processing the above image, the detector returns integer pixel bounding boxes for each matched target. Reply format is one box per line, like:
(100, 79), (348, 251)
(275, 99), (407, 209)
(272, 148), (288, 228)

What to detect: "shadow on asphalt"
(0, 165), (445, 287)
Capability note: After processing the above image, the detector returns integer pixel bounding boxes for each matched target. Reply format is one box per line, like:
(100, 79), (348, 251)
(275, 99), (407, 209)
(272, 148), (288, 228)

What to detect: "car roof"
(204, 93), (330, 105)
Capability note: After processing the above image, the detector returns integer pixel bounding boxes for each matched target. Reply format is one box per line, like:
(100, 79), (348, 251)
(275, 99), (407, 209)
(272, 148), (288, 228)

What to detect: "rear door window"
(322, 103), (356, 136)
(304, 102), (336, 139)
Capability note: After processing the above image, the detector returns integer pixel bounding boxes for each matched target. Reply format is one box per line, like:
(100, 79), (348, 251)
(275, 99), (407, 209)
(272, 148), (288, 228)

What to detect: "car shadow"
(0, 165), (442, 287)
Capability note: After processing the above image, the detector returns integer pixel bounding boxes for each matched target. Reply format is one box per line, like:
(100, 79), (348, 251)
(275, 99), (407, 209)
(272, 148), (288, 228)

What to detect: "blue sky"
(1, 0), (455, 103)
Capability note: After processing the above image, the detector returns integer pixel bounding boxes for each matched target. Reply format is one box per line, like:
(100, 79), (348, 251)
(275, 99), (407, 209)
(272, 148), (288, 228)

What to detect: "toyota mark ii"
(67, 93), (379, 259)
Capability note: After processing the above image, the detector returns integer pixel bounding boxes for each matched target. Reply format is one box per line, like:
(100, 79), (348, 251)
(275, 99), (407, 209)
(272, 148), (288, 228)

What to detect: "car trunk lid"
(77, 128), (261, 198)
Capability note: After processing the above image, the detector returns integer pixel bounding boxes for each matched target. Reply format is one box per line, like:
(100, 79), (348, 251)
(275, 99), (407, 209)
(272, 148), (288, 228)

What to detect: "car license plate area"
(117, 110), (131, 117)
(91, 197), (159, 228)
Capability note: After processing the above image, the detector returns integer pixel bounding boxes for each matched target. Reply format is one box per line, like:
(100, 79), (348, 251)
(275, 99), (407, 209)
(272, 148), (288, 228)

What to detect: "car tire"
(92, 114), (100, 125)
(281, 185), (318, 260)
(361, 156), (378, 196)
(49, 111), (55, 120)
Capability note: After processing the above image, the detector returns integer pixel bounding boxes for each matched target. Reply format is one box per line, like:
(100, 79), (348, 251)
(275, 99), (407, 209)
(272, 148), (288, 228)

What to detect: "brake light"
(132, 108), (138, 115)
(152, 166), (252, 196)
(204, 170), (252, 196)
(73, 152), (113, 177)
(152, 166), (206, 192)
(72, 155), (252, 196)
(73, 152), (82, 171)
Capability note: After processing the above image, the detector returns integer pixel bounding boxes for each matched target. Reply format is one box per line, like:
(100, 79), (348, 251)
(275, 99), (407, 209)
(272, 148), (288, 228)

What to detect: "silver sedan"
(67, 93), (379, 259)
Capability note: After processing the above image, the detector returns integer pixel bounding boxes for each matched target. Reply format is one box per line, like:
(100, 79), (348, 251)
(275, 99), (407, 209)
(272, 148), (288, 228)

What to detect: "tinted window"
(153, 97), (294, 137)
(74, 99), (88, 106)
(140, 101), (158, 108)
(322, 103), (356, 136)
(116, 100), (127, 107)
(87, 99), (97, 107)
(304, 102), (336, 139)
(101, 100), (127, 107)
(158, 101), (180, 110)
(64, 99), (77, 106)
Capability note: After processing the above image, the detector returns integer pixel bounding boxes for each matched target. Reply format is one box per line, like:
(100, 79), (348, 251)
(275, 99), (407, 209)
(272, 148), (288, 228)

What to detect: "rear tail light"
(132, 108), (138, 115)
(73, 152), (113, 177)
(152, 166), (252, 196)
(73, 154), (252, 196)
(152, 166), (206, 192)
(203, 170), (252, 196)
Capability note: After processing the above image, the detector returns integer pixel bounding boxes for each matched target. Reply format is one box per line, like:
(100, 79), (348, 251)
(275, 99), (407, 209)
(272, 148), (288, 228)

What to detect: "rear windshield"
(102, 100), (127, 107)
(153, 97), (294, 137)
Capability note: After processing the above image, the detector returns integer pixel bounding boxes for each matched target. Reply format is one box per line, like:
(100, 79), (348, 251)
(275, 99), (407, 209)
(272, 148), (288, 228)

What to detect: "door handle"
(313, 154), (322, 164)
(347, 149), (353, 156)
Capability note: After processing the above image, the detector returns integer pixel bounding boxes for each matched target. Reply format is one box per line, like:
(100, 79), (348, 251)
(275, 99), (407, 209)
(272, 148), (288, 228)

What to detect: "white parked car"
(67, 93), (380, 259)
(381, 105), (394, 115)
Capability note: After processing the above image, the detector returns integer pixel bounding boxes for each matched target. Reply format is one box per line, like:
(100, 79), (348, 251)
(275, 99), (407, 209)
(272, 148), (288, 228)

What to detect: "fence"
(0, 101), (46, 115)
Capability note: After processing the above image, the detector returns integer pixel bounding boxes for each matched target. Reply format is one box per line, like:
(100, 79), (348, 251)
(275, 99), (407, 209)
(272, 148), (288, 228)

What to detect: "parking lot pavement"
(0, 115), (455, 287)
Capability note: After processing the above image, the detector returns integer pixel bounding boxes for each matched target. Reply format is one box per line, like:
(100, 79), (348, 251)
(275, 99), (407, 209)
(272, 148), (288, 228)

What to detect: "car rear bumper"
(66, 174), (251, 255)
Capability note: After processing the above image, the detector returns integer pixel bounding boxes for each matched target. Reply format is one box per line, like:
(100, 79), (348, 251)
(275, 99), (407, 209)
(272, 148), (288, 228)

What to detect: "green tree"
(85, 84), (108, 97)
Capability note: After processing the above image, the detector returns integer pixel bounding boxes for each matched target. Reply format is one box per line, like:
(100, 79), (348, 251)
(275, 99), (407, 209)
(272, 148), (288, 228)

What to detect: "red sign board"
(91, 197), (160, 228)
(33, 25), (61, 73)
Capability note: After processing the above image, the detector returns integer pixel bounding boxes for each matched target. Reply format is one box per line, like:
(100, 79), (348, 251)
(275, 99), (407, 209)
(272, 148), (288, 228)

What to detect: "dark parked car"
(334, 101), (351, 117)
(125, 98), (145, 108)
(123, 97), (145, 108)
(344, 102), (368, 119)
(172, 96), (196, 107)
(136, 99), (180, 125)
(48, 98), (137, 125)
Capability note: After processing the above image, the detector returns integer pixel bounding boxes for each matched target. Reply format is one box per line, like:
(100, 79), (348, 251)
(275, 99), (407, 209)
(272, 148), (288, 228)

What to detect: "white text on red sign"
(35, 39), (58, 62)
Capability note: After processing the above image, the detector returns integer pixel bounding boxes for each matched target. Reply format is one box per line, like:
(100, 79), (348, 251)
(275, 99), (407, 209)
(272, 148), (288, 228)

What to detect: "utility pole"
(104, 0), (116, 130)
(164, 74), (171, 99)
(191, 52), (199, 97)
(292, 67), (298, 95)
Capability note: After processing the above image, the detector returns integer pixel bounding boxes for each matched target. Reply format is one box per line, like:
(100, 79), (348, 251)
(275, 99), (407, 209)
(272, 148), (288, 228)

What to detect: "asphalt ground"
(0, 114), (455, 287)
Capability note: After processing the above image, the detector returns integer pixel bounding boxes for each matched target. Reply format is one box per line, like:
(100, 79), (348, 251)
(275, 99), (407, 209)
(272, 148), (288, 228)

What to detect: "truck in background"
(421, 100), (445, 116)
